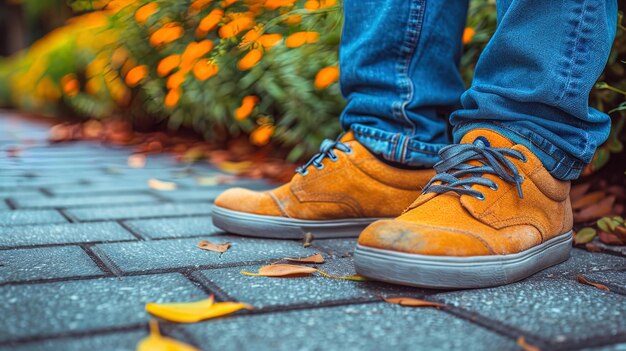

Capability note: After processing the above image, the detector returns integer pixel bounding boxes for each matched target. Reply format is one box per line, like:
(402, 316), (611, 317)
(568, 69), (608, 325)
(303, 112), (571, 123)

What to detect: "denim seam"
(392, 0), (424, 135)
(353, 127), (440, 158)
(556, 0), (589, 104)
(399, 135), (409, 163)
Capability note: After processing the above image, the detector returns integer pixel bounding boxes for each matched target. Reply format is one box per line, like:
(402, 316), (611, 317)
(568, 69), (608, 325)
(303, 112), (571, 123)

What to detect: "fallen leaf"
(516, 336), (541, 351)
(242, 264), (318, 277)
(146, 296), (252, 323)
(6, 146), (21, 158)
(576, 275), (610, 291)
(198, 240), (231, 253)
(316, 272), (368, 281)
(598, 231), (625, 245)
(302, 232), (314, 248)
(137, 320), (199, 351)
(216, 161), (253, 174)
(570, 183), (591, 201)
(282, 253), (325, 264)
(128, 154), (146, 168)
(572, 191), (605, 210)
(574, 196), (615, 222)
(148, 178), (177, 191)
(573, 227), (596, 245)
(383, 296), (445, 308)
(195, 176), (219, 186)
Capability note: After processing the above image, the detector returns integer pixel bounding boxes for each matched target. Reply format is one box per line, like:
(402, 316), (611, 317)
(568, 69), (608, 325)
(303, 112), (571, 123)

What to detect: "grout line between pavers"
(56, 208), (75, 223)
(83, 245), (124, 277)
(0, 239), (138, 251)
(4, 198), (16, 210)
(116, 220), (146, 241)
(0, 323), (145, 347)
(38, 187), (54, 197)
(185, 270), (235, 302)
(80, 244), (118, 276)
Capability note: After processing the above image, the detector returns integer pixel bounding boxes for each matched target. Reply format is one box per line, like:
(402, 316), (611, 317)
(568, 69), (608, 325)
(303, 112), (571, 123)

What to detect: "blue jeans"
(339, 0), (617, 180)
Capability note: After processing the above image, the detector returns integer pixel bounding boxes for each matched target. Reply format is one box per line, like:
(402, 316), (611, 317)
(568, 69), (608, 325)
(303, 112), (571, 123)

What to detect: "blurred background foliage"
(0, 0), (624, 170)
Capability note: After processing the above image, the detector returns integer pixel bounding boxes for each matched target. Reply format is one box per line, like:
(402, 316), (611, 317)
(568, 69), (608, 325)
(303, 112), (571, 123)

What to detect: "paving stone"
(154, 188), (225, 202)
(434, 278), (626, 345)
(582, 343), (626, 350)
(581, 270), (626, 295)
(0, 331), (146, 351)
(49, 183), (154, 196)
(311, 238), (357, 258)
(93, 236), (315, 273)
(591, 240), (626, 258)
(0, 202), (7, 210)
(0, 273), (204, 343)
(0, 246), (103, 284)
(67, 203), (213, 221)
(13, 194), (159, 209)
(199, 258), (426, 309)
(123, 216), (222, 239)
(0, 189), (45, 197)
(536, 249), (626, 279)
(0, 222), (135, 248)
(0, 208), (72, 227)
(178, 302), (517, 351)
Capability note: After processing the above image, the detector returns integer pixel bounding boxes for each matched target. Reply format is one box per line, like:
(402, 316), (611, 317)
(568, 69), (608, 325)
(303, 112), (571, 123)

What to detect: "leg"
(451, 0), (618, 180)
(339, 0), (469, 167)
(355, 0), (618, 288)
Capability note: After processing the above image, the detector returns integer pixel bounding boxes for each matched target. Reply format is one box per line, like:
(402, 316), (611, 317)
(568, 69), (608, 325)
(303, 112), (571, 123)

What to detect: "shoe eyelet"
(315, 163), (324, 170)
(489, 183), (499, 191)
(520, 155), (528, 163)
(345, 147), (354, 155)
(475, 193), (486, 201)
(300, 169), (309, 176)
(330, 154), (339, 162)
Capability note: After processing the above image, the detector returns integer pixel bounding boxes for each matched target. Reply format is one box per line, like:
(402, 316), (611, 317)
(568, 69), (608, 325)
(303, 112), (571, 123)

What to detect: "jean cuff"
(453, 122), (585, 180)
(350, 124), (444, 167)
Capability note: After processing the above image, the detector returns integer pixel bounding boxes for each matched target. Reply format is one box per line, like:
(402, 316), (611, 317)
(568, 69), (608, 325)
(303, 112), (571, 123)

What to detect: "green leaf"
(574, 227), (597, 245)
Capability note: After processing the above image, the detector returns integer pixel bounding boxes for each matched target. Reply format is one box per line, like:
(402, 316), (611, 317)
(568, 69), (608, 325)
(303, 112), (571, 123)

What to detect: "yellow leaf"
(242, 264), (318, 277)
(516, 336), (542, 351)
(136, 320), (199, 351)
(148, 178), (177, 191)
(215, 161), (252, 174)
(146, 296), (252, 323)
(282, 253), (325, 264)
(383, 296), (445, 308)
(198, 240), (231, 253)
(128, 154), (146, 168)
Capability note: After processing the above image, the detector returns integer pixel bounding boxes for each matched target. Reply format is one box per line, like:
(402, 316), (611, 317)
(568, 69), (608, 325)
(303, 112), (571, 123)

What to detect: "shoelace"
(296, 136), (352, 176)
(422, 140), (527, 200)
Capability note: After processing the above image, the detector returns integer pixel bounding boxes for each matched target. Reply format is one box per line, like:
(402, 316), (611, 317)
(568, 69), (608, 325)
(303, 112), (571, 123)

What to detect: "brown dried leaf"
(576, 275), (610, 291)
(128, 154), (146, 168)
(302, 232), (314, 248)
(571, 191), (605, 210)
(282, 253), (325, 264)
(242, 264), (318, 277)
(216, 161), (253, 174)
(383, 297), (445, 308)
(516, 336), (541, 351)
(198, 240), (231, 253)
(570, 183), (591, 201)
(598, 231), (626, 246)
(148, 178), (177, 191)
(573, 196), (615, 223)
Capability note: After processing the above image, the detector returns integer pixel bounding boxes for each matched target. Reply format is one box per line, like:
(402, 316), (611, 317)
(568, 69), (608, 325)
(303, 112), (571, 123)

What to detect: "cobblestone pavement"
(1, 112), (625, 351)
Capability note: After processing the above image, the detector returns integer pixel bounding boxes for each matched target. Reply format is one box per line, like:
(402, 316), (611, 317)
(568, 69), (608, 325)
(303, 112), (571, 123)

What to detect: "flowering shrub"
(0, 0), (624, 167)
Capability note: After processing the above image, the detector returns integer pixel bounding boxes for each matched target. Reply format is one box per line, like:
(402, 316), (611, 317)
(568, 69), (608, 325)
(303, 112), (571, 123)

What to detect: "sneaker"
(354, 129), (573, 288)
(212, 132), (435, 239)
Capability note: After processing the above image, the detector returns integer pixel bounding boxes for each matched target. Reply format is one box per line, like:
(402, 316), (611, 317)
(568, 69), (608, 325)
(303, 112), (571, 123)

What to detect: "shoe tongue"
(460, 129), (515, 149)
(339, 131), (356, 143)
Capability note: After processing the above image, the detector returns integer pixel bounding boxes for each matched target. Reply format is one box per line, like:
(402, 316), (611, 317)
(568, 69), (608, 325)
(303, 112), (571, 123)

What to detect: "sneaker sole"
(354, 230), (573, 289)
(212, 206), (388, 239)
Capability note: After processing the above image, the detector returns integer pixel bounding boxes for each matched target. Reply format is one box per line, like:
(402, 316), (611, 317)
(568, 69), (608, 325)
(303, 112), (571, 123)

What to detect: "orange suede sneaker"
(212, 132), (435, 239)
(354, 129), (573, 288)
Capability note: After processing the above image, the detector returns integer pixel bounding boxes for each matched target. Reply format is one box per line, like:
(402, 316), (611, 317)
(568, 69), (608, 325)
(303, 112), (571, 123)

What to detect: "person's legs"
(355, 0), (618, 288)
(339, 0), (468, 167)
(451, 0), (618, 180)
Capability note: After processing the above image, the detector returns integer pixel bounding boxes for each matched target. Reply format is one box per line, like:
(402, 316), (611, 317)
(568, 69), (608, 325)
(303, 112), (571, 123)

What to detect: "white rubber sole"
(212, 206), (387, 239)
(354, 231), (573, 289)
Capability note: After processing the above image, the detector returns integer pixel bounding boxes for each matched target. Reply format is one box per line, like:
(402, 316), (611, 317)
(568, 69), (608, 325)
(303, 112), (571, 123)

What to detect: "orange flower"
(264, 0), (296, 10)
(221, 0), (237, 7)
(237, 49), (262, 70)
(241, 28), (261, 46)
(462, 27), (475, 44)
(167, 71), (187, 89)
(86, 78), (102, 95)
(181, 40), (214, 68)
(125, 65), (149, 87)
(135, 2), (159, 25)
(250, 124), (274, 146)
(196, 8), (223, 38)
(219, 16), (254, 38)
(190, 0), (213, 12)
(319, 0), (336, 8)
(304, 0), (319, 10)
(165, 88), (181, 108)
(234, 95), (259, 120)
(314, 66), (339, 90)
(285, 31), (319, 48)
(60, 73), (80, 96)
(258, 34), (282, 48)
(157, 55), (181, 77)
(284, 15), (301, 24)
(149, 23), (184, 47)
(193, 60), (219, 80)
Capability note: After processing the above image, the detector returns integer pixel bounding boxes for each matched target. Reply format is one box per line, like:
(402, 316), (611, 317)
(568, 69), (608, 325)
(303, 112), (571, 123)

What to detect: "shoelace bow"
(422, 140), (527, 199)
(296, 137), (352, 176)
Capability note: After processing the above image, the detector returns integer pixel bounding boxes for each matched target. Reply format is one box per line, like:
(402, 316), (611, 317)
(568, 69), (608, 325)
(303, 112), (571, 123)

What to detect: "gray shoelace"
(296, 136), (352, 176)
(422, 140), (527, 200)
